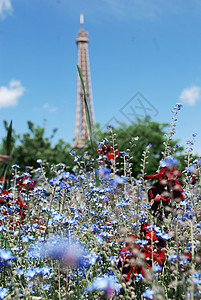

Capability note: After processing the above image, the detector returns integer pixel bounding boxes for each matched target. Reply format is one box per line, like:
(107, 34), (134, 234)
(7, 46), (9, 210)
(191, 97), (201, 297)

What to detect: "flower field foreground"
(0, 105), (201, 299)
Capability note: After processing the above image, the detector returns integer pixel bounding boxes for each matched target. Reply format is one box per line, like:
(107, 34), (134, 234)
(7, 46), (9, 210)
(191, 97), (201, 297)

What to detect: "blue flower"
(54, 163), (65, 170)
(186, 164), (196, 173)
(0, 287), (8, 299)
(175, 103), (183, 110)
(190, 272), (201, 285)
(183, 212), (195, 220)
(11, 164), (20, 170)
(142, 288), (156, 299)
(96, 236), (103, 244)
(0, 249), (16, 261)
(194, 158), (201, 166)
(110, 256), (119, 265)
(0, 226), (6, 232)
(86, 275), (121, 297)
(156, 231), (171, 240)
(69, 151), (76, 156)
(146, 144), (152, 149)
(22, 235), (34, 243)
(110, 175), (127, 187)
(120, 151), (129, 157)
(134, 274), (144, 282)
(43, 284), (50, 291)
(132, 136), (139, 141)
(160, 155), (178, 167)
(97, 166), (111, 179)
(25, 268), (37, 279)
(87, 253), (100, 265)
(41, 265), (51, 276)
(153, 264), (162, 272)
(30, 235), (91, 269)
(36, 159), (44, 164)
(135, 239), (148, 246)
(15, 267), (24, 277)
(74, 155), (82, 162)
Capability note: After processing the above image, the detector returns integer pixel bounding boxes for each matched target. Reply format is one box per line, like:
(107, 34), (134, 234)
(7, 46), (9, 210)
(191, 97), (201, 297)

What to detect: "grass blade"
(1, 121), (12, 188)
(6, 120), (12, 156)
(77, 65), (100, 186)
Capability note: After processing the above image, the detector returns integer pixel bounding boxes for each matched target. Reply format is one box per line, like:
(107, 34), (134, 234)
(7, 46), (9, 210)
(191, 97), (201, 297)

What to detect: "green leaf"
(1, 121), (12, 188)
(77, 65), (100, 186)
(0, 232), (11, 250)
(6, 121), (12, 156)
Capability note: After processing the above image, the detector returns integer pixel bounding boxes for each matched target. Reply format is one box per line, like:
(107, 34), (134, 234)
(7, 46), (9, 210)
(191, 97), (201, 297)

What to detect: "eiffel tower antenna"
(80, 13), (84, 29)
(73, 14), (95, 148)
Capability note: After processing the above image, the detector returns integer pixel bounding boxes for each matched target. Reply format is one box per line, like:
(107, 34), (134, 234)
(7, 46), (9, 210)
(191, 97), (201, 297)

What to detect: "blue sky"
(0, 0), (201, 155)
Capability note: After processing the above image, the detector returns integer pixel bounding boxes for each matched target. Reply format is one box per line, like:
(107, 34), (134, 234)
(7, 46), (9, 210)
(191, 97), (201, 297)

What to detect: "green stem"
(77, 65), (100, 187)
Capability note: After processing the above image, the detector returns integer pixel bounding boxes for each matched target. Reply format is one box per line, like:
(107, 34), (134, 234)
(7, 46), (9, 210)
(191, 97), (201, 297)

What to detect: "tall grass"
(0, 105), (201, 299)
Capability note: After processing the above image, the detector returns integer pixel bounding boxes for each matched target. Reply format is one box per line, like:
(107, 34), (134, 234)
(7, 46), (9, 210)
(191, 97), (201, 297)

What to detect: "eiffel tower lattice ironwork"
(73, 14), (95, 148)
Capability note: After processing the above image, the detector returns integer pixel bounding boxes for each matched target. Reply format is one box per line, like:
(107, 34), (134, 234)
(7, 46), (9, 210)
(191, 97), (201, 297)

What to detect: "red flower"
(16, 174), (36, 192)
(118, 235), (142, 281)
(32, 217), (46, 231)
(118, 243), (166, 281)
(0, 189), (12, 204)
(97, 144), (119, 161)
(191, 176), (196, 185)
(140, 222), (167, 248)
(0, 192), (27, 228)
(0, 176), (7, 183)
(142, 247), (166, 268)
(140, 222), (158, 243)
(145, 166), (182, 181)
(117, 227), (166, 282)
(144, 166), (184, 218)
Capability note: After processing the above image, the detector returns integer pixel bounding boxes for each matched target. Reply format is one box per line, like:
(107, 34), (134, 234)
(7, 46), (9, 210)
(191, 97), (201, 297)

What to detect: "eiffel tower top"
(73, 14), (95, 148)
(76, 14), (89, 43)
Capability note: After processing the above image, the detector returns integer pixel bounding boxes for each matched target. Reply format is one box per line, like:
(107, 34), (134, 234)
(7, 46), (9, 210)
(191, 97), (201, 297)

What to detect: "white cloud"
(43, 102), (58, 113)
(179, 86), (201, 106)
(0, 0), (13, 19)
(49, 106), (58, 113)
(43, 103), (49, 109)
(0, 80), (25, 108)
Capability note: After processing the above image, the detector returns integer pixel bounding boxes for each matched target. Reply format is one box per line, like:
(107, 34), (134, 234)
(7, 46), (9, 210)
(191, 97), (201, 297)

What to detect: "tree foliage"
(0, 121), (74, 176)
(90, 118), (184, 177)
(0, 119), (185, 178)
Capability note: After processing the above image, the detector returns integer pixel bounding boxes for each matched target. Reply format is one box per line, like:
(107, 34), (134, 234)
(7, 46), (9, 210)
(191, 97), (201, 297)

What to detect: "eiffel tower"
(73, 14), (95, 148)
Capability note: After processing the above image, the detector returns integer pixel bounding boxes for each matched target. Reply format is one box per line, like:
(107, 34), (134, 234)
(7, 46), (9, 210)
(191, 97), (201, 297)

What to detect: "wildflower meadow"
(0, 101), (201, 299)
